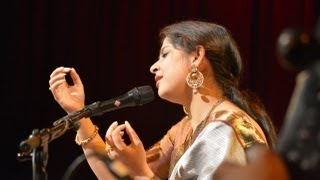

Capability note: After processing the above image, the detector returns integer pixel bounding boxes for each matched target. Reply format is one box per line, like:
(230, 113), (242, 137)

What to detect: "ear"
(192, 45), (206, 66)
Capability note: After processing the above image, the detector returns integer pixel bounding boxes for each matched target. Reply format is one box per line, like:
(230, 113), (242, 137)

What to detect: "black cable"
(62, 153), (132, 180)
(61, 153), (87, 180)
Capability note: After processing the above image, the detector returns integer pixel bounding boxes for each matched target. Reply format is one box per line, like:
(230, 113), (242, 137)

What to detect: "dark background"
(3, 0), (319, 179)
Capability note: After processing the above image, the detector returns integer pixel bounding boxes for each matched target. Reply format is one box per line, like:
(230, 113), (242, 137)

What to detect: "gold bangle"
(75, 125), (99, 146)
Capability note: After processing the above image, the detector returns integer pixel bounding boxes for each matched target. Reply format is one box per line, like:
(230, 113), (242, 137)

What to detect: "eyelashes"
(161, 52), (168, 58)
(158, 52), (168, 60)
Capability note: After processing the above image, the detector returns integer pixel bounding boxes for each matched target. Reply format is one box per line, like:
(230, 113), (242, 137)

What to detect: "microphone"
(53, 85), (155, 126)
(86, 85), (155, 117)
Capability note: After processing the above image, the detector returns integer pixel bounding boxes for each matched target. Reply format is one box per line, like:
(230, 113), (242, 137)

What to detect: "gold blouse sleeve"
(214, 110), (267, 149)
(146, 117), (191, 179)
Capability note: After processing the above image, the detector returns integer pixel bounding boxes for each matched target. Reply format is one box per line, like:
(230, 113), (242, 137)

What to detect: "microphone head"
(128, 85), (155, 106)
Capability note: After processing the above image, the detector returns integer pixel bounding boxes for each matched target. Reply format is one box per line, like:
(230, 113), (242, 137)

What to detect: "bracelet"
(75, 125), (99, 146)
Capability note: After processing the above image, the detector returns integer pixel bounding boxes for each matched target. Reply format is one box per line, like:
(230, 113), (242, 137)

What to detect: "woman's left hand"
(105, 121), (154, 178)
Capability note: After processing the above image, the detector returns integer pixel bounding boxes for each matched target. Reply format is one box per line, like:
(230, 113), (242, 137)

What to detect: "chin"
(158, 88), (181, 104)
(157, 88), (166, 99)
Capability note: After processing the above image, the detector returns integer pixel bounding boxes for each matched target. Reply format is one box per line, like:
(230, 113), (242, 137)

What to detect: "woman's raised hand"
(49, 67), (85, 113)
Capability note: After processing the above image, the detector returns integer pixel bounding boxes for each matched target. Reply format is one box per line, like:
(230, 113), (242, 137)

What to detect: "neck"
(187, 94), (225, 130)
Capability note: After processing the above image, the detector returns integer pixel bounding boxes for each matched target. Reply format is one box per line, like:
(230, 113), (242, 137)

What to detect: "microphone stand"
(32, 130), (48, 180)
(17, 105), (96, 180)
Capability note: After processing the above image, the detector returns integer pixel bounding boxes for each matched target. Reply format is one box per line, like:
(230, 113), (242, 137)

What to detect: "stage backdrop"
(4, 0), (317, 179)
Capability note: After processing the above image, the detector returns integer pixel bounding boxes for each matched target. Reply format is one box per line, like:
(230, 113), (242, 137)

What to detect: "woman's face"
(150, 37), (193, 104)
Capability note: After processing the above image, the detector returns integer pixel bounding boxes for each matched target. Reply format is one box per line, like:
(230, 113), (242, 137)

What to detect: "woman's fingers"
(49, 75), (67, 90)
(112, 124), (127, 150)
(106, 121), (118, 138)
(105, 121), (140, 154)
(50, 66), (64, 78)
(49, 67), (72, 90)
(105, 121), (118, 145)
(69, 68), (83, 87)
(50, 66), (71, 78)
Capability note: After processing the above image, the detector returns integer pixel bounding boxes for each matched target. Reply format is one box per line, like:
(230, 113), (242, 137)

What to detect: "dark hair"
(159, 20), (277, 149)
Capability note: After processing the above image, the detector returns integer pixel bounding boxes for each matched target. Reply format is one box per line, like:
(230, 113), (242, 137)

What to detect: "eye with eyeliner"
(159, 45), (171, 59)
(161, 52), (168, 58)
(158, 51), (169, 60)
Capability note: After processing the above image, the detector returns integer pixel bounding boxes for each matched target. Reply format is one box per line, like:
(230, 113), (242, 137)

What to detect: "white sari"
(147, 110), (267, 180)
(169, 110), (267, 180)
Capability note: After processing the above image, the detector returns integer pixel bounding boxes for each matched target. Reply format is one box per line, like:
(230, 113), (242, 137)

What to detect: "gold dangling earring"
(186, 63), (204, 94)
(183, 106), (190, 119)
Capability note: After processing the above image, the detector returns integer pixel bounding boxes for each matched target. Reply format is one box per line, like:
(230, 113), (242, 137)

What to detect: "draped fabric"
(6, 0), (317, 179)
(147, 110), (267, 179)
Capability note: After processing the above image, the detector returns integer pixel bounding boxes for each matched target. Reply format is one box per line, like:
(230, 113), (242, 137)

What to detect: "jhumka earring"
(186, 63), (204, 94)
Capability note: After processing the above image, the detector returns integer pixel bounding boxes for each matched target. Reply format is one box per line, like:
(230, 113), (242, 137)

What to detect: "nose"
(150, 61), (159, 74)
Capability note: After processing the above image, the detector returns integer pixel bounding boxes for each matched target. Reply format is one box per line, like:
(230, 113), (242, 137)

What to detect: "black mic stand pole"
(32, 129), (48, 180)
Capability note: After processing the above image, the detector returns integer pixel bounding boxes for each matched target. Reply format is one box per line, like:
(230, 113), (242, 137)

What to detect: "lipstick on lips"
(155, 76), (162, 88)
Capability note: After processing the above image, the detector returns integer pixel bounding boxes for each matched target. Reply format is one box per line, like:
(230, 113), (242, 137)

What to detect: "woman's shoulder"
(213, 109), (250, 121)
(209, 110), (267, 149)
